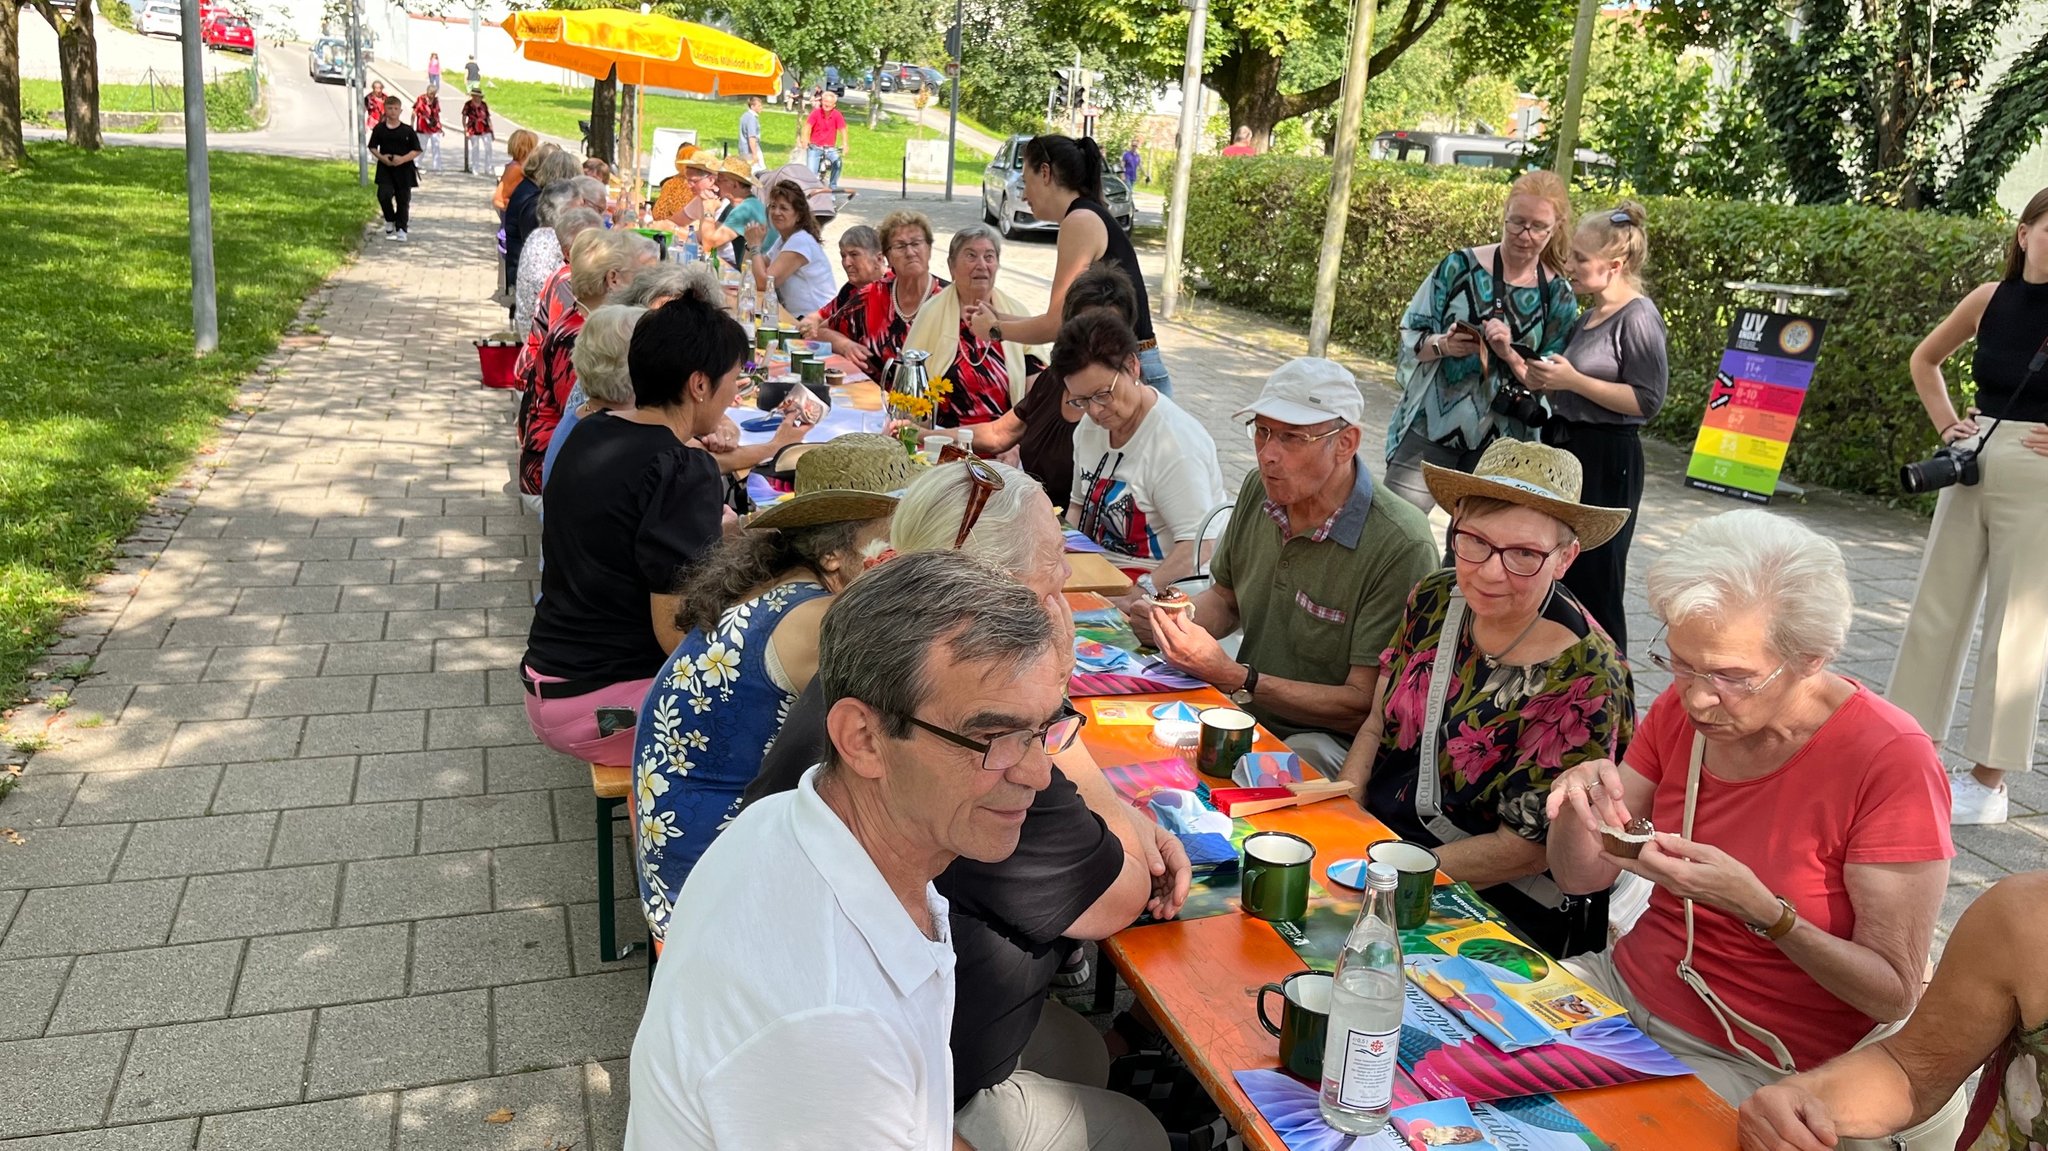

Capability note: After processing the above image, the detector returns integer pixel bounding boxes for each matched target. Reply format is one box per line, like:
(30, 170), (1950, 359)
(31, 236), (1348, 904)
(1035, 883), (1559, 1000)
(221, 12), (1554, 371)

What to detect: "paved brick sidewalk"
(2, 176), (2044, 1146)
(0, 181), (635, 1148)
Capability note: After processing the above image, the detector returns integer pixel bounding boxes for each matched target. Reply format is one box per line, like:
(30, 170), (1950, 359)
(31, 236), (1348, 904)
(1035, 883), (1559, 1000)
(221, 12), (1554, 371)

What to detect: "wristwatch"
(1747, 895), (1798, 941)
(988, 322), (1004, 342)
(1229, 665), (1259, 707)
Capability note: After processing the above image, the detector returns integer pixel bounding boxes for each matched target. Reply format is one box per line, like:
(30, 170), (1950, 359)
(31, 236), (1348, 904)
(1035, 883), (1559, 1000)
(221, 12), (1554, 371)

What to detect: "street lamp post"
(944, 0), (962, 202)
(1159, 0), (1207, 321)
(177, 0), (217, 353)
(349, 0), (367, 185)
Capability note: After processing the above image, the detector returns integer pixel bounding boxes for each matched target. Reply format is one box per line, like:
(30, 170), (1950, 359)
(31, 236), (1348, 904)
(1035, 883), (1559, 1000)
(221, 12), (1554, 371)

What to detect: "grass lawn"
(20, 76), (259, 132)
(482, 78), (987, 184)
(0, 144), (373, 699)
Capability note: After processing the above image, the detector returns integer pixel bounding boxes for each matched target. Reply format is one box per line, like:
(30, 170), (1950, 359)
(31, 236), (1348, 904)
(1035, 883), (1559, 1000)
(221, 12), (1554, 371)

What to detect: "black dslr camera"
(1899, 440), (1980, 494)
(1491, 376), (1549, 428)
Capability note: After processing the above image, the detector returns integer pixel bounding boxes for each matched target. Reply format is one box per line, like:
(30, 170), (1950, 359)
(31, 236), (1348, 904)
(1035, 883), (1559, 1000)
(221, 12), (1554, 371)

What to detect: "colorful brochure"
(1234, 1069), (1610, 1151)
(1421, 922), (1627, 1031)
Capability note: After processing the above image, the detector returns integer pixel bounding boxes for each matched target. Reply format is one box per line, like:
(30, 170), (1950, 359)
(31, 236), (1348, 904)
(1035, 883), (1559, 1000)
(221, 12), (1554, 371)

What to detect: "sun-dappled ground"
(0, 144), (372, 697)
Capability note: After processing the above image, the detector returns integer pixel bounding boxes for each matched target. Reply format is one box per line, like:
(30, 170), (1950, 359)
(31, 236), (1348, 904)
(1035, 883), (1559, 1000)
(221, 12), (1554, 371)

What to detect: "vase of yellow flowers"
(886, 349), (939, 431)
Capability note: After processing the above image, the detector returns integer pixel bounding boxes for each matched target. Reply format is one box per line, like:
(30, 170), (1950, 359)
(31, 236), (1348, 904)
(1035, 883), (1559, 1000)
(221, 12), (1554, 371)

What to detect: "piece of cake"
(1600, 817), (1656, 859)
(1147, 586), (1195, 620)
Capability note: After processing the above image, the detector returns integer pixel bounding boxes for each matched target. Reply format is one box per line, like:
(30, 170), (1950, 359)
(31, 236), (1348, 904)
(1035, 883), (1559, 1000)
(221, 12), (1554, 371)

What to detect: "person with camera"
(1889, 187), (2048, 828)
(1386, 170), (1583, 514)
(1522, 202), (1669, 651)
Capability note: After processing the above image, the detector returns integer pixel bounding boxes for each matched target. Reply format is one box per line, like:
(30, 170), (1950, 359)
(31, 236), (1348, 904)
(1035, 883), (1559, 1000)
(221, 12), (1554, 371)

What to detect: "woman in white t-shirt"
(745, 179), (839, 319)
(1059, 311), (1227, 591)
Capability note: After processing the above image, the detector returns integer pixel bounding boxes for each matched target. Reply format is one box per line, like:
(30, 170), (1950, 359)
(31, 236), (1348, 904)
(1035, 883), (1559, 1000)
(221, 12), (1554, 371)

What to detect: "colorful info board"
(1684, 308), (1827, 504)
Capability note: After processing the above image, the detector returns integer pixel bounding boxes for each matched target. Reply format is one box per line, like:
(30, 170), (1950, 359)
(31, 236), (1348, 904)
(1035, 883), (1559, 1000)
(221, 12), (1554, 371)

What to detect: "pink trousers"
(519, 665), (653, 766)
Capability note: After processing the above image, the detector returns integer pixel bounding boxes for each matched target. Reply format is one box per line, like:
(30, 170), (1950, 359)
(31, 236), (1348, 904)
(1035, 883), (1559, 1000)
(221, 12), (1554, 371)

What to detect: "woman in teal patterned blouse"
(1338, 439), (1634, 958)
(1737, 870), (2044, 1151)
(1386, 170), (1583, 514)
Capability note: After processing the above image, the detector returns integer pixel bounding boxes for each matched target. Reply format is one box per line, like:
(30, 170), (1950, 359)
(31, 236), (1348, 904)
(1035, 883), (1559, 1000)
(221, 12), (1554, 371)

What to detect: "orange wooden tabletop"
(1065, 551), (1135, 596)
(1077, 686), (1738, 1151)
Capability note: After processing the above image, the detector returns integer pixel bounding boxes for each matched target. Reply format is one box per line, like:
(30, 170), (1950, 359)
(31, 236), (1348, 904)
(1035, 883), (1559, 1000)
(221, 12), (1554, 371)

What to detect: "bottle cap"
(1365, 861), (1399, 890)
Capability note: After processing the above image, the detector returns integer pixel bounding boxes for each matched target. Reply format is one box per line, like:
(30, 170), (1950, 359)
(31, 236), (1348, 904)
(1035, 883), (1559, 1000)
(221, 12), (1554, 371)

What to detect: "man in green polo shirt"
(1132, 357), (1437, 772)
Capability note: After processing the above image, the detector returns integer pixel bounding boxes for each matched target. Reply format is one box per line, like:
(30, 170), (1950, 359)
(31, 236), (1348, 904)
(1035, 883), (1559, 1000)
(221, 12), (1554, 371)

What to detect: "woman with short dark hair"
(520, 280), (800, 764)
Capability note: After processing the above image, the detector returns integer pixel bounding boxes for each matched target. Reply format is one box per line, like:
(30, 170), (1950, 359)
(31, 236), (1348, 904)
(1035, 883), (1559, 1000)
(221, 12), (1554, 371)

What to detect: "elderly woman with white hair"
(906, 223), (1042, 427)
(517, 228), (659, 510)
(1545, 509), (1962, 1147)
(514, 175), (608, 336)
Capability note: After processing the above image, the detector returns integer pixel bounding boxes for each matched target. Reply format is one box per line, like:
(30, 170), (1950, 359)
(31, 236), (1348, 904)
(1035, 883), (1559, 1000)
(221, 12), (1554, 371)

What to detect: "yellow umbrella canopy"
(498, 9), (783, 96)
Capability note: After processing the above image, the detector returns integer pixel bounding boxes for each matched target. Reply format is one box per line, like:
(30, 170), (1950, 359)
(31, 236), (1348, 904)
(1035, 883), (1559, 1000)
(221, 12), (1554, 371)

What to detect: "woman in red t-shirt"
(1543, 509), (1962, 1147)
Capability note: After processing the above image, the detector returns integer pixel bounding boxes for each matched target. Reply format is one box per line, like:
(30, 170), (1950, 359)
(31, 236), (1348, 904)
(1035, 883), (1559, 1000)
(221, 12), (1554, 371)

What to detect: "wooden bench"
(590, 763), (635, 962)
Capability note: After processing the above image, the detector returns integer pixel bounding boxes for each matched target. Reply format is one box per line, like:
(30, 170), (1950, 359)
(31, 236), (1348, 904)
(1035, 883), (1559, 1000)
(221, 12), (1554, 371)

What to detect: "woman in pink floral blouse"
(1336, 438), (1634, 957)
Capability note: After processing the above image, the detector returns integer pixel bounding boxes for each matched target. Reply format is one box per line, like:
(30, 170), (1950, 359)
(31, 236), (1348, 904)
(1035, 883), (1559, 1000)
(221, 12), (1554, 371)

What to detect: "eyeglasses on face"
(1645, 629), (1787, 697)
(1064, 372), (1121, 412)
(1505, 216), (1555, 236)
(900, 702), (1087, 771)
(887, 238), (929, 254)
(952, 455), (1006, 550)
(1246, 420), (1345, 450)
(1448, 526), (1569, 578)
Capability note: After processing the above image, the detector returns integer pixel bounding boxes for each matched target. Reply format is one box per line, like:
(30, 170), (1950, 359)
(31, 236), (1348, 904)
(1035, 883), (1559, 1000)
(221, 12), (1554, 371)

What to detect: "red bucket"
(476, 340), (520, 390)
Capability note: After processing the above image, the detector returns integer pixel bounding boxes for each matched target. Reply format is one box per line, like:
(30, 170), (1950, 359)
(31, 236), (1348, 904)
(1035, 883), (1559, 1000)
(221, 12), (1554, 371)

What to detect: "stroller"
(758, 162), (854, 223)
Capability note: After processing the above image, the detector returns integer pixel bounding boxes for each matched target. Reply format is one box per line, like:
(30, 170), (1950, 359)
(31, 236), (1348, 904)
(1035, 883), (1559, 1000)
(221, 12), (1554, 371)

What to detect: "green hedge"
(1183, 156), (2009, 500)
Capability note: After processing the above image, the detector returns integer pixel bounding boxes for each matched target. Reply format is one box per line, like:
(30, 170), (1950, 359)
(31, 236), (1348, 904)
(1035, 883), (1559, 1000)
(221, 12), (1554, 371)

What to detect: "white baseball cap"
(1232, 357), (1365, 427)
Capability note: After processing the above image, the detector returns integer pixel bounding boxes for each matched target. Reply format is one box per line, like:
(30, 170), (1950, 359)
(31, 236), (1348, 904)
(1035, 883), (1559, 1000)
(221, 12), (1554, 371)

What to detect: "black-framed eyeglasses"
(1448, 525), (1569, 578)
(1644, 628), (1786, 697)
(1505, 216), (1554, 236)
(886, 238), (929, 254)
(1064, 372), (1120, 412)
(900, 702), (1087, 771)
(1247, 420), (1346, 449)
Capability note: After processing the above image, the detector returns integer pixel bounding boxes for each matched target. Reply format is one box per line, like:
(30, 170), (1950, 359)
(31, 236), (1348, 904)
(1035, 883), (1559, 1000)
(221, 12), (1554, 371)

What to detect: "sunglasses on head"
(952, 455), (1005, 550)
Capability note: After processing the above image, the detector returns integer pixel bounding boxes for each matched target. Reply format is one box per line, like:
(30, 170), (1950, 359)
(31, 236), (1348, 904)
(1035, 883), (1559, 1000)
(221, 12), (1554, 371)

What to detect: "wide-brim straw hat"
(1422, 439), (1632, 552)
(713, 155), (756, 189)
(748, 433), (916, 531)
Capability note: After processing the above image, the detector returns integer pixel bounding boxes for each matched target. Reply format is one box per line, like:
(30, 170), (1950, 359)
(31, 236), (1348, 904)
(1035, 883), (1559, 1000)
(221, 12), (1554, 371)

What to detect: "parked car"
(982, 134), (1135, 238)
(202, 11), (254, 52)
(892, 63), (936, 93)
(1370, 129), (1618, 183)
(308, 36), (353, 83)
(137, 0), (182, 38)
(821, 65), (845, 97)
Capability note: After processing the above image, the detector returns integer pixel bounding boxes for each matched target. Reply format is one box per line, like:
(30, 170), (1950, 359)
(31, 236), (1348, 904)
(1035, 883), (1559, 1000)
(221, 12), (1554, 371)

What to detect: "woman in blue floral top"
(1338, 439), (1634, 958)
(1385, 170), (1583, 514)
(631, 435), (911, 941)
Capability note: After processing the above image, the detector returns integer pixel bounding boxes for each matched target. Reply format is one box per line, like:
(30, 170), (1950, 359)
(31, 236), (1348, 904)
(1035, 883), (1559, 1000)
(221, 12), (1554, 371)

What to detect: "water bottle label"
(1336, 1025), (1399, 1110)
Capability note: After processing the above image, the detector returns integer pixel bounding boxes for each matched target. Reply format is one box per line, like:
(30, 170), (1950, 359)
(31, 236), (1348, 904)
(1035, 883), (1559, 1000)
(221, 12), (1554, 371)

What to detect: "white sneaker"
(395, 230), (408, 242)
(1950, 770), (2009, 825)
(383, 224), (395, 237)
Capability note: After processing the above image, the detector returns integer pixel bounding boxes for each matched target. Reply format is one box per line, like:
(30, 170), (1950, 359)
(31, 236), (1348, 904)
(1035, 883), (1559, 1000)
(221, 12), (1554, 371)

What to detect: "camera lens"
(1899, 453), (1959, 494)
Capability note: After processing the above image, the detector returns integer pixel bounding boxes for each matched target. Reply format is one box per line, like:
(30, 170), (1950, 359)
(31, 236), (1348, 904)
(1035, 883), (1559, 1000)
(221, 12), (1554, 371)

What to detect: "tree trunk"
(589, 65), (616, 164)
(619, 82), (638, 190)
(52, 0), (100, 149)
(0, 0), (26, 172)
(1210, 45), (1286, 147)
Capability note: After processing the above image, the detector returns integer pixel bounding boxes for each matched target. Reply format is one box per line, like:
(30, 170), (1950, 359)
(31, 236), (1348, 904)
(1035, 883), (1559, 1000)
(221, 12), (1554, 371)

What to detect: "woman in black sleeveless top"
(1891, 186), (2048, 829)
(964, 134), (1174, 395)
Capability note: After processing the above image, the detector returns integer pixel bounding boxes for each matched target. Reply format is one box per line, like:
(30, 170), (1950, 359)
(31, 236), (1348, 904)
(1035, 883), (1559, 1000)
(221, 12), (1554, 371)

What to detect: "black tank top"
(1070, 196), (1157, 342)
(1972, 277), (2048, 421)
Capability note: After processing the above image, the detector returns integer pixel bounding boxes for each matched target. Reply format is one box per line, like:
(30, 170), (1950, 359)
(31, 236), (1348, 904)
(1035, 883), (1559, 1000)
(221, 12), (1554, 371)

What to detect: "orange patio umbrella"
(499, 8), (783, 202)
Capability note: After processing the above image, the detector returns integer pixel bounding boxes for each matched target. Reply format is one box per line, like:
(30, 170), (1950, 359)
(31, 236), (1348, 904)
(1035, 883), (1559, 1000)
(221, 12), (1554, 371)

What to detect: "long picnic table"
(1073, 683), (1739, 1151)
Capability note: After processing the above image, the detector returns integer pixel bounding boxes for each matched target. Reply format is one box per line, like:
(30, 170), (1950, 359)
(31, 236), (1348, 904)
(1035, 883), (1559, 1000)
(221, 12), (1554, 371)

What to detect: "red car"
(202, 11), (254, 52)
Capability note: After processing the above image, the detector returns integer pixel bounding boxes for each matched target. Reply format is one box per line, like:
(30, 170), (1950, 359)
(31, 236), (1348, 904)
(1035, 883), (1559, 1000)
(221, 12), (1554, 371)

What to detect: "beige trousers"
(1889, 423), (2048, 772)
(1565, 951), (1967, 1150)
(953, 1000), (1169, 1151)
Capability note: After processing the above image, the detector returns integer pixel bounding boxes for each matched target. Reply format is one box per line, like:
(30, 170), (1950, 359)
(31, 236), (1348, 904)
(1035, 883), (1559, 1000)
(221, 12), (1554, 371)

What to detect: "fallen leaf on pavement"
(483, 1108), (515, 1124)
(2, 829), (24, 846)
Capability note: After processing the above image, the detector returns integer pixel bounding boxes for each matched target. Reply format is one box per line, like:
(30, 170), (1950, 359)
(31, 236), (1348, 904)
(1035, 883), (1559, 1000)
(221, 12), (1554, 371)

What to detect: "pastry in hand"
(1146, 585), (1195, 621)
(1600, 817), (1656, 859)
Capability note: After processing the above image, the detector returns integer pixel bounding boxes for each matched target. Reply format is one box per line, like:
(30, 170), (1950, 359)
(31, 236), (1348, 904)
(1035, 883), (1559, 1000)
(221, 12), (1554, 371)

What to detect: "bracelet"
(1747, 895), (1798, 941)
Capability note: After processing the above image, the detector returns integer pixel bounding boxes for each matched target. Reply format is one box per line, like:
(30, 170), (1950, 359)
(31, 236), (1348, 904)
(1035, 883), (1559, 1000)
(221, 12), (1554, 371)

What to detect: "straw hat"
(1422, 440), (1632, 551)
(713, 155), (757, 190)
(748, 433), (916, 531)
(681, 151), (719, 176)
(673, 141), (702, 167)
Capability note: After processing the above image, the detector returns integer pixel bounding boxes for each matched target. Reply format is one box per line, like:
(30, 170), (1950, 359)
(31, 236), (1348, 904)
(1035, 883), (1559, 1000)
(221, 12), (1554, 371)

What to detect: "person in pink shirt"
(1544, 508), (1965, 1151)
(805, 90), (848, 189)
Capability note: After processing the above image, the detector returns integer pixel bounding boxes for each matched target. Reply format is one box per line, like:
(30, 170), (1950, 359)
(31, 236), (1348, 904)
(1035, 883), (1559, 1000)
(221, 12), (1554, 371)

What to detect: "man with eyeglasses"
(628, 551), (1080, 1149)
(1132, 358), (1438, 774)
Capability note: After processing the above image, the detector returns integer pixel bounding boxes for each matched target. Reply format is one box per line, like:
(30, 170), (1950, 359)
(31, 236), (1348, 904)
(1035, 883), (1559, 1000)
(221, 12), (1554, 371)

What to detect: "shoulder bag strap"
(1415, 590), (1564, 909)
(1673, 731), (1800, 1073)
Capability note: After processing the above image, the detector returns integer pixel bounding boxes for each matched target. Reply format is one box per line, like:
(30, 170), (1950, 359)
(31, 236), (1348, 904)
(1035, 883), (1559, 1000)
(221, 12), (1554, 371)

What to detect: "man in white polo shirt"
(625, 550), (1078, 1150)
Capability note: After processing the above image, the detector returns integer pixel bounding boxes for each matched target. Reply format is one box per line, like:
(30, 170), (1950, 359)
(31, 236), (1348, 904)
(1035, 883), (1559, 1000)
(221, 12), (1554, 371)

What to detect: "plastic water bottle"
(761, 281), (780, 327)
(738, 277), (757, 326)
(1319, 861), (1404, 1134)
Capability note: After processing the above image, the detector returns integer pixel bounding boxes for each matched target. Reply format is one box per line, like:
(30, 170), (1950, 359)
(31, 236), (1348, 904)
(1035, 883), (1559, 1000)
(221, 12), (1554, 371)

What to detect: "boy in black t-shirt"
(367, 96), (423, 241)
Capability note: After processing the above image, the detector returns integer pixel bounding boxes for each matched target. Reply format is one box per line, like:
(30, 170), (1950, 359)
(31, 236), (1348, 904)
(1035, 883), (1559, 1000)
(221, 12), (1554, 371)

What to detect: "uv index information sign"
(1684, 308), (1827, 504)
